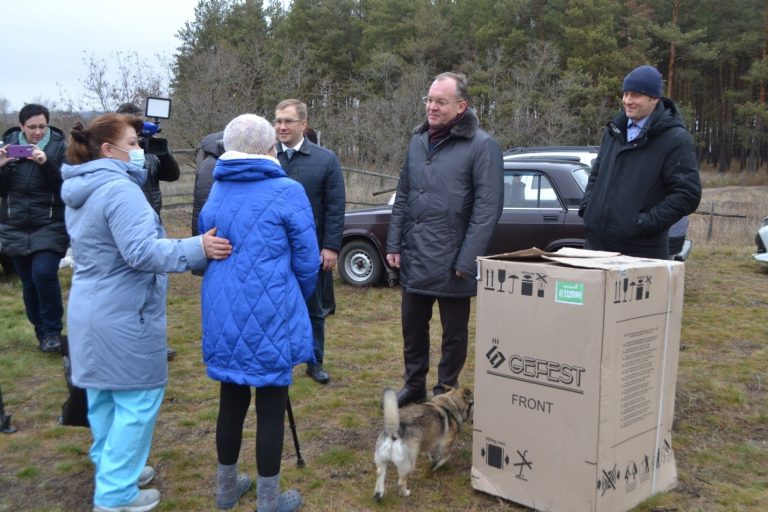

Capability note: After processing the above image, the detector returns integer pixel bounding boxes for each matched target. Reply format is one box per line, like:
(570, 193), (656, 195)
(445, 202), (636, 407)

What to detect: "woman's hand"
(29, 146), (47, 165)
(202, 227), (233, 260)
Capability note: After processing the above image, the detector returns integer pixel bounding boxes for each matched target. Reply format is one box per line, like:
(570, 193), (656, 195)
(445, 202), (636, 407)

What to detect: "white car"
(754, 217), (768, 262)
(503, 145), (599, 167)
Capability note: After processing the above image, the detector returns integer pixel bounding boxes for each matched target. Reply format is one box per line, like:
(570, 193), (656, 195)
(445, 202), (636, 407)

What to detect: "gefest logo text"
(486, 340), (586, 393)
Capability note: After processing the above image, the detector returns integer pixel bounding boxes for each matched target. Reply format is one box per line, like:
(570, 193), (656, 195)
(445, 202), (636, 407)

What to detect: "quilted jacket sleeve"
(282, 182), (320, 299)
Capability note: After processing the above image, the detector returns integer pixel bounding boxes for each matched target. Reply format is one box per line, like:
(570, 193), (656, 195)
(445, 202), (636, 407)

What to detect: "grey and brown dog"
(373, 386), (474, 500)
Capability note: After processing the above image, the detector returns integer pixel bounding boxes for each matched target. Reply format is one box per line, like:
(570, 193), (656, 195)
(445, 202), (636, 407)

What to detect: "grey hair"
(223, 114), (276, 155)
(434, 72), (469, 102)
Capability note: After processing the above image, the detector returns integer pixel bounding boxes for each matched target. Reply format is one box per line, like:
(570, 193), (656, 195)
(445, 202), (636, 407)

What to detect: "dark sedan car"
(339, 160), (590, 287)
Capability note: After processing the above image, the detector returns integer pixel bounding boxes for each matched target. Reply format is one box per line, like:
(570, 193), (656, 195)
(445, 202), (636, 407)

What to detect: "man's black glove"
(142, 137), (169, 156)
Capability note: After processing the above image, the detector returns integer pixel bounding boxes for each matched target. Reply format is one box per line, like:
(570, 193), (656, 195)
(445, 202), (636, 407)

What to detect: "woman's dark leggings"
(216, 382), (288, 477)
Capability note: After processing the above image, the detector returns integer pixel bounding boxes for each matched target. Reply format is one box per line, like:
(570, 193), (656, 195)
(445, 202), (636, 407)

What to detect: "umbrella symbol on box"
(508, 273), (519, 294)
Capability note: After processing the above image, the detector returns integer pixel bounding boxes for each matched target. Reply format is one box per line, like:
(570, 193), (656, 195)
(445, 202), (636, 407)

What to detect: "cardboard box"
(471, 248), (682, 512)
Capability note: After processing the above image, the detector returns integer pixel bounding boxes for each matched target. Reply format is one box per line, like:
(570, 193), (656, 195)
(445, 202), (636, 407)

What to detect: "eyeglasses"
(422, 96), (464, 107)
(273, 118), (301, 127)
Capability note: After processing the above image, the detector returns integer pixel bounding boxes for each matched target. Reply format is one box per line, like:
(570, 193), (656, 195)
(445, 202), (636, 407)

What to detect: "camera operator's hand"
(143, 136), (169, 156)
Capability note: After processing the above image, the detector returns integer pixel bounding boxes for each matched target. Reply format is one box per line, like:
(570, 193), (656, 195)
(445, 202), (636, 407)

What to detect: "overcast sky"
(1, 0), (202, 112)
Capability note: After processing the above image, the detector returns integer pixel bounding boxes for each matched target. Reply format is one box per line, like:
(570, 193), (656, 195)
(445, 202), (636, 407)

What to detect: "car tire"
(339, 239), (384, 287)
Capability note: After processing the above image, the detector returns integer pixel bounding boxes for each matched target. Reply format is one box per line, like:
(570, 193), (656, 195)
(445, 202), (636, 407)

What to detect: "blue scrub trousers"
(87, 387), (165, 507)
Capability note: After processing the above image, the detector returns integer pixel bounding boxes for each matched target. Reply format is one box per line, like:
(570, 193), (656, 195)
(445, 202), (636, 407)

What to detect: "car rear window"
(504, 171), (560, 208)
(571, 167), (590, 192)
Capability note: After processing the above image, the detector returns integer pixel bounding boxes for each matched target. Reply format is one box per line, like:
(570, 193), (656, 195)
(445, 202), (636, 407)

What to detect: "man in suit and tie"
(274, 99), (345, 384)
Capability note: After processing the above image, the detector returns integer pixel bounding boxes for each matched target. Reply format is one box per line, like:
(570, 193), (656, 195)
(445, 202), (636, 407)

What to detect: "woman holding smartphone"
(0, 103), (69, 353)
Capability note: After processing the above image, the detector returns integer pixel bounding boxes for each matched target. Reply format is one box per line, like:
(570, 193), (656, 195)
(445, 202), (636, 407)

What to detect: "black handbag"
(59, 335), (89, 428)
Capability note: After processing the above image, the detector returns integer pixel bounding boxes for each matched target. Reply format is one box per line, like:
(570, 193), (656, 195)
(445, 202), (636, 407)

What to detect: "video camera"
(140, 97), (172, 155)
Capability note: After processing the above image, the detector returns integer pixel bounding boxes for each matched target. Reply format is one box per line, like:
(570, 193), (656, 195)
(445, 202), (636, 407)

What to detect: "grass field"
(1, 187), (767, 511)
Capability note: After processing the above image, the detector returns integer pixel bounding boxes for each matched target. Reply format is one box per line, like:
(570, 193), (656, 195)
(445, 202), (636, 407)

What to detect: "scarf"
(19, 127), (51, 150)
(428, 110), (466, 149)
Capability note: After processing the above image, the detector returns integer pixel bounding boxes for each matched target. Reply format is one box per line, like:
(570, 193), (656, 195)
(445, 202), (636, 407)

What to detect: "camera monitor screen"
(145, 97), (171, 119)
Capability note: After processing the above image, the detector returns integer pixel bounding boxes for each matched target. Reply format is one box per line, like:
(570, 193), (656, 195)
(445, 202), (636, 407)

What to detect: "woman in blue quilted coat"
(199, 114), (319, 512)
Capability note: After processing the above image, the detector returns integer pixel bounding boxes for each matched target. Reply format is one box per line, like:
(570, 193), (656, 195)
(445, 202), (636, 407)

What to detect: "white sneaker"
(138, 466), (155, 487)
(93, 488), (160, 512)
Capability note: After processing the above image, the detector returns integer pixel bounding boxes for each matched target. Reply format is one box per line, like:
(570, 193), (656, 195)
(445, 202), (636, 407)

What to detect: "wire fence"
(160, 164), (400, 211)
(160, 160), (758, 246)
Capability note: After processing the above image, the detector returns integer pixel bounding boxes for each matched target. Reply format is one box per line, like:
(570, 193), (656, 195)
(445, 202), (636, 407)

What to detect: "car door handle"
(543, 214), (560, 222)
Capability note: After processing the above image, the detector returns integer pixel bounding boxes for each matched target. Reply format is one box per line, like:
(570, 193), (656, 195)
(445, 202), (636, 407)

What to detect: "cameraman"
(115, 103), (180, 216)
(116, 103), (180, 362)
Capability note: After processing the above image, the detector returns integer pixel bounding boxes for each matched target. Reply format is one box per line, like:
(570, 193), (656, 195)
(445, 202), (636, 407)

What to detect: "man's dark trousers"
(307, 270), (326, 364)
(401, 291), (470, 395)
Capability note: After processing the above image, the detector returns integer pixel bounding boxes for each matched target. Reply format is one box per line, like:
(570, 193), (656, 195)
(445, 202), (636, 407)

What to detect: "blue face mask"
(127, 149), (146, 169)
(110, 145), (146, 169)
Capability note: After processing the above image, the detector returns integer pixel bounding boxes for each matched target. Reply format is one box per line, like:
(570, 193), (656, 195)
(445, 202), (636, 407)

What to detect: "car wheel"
(339, 240), (384, 287)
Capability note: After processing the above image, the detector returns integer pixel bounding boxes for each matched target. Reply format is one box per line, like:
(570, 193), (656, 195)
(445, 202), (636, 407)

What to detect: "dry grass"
(1, 190), (767, 511)
(689, 171), (768, 248)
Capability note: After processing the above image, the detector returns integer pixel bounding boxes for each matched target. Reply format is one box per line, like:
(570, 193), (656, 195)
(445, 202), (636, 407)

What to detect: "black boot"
(306, 363), (330, 384)
(39, 334), (62, 353)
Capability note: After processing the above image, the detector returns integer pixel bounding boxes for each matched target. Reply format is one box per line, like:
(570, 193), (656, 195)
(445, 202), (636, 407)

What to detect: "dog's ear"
(443, 385), (455, 392)
(463, 388), (473, 402)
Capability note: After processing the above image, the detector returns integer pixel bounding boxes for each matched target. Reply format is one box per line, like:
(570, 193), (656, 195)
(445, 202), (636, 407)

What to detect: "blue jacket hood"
(213, 152), (286, 182)
(61, 158), (147, 209)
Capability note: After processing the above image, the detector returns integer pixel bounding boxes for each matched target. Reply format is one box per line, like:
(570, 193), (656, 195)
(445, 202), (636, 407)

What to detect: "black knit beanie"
(622, 65), (663, 97)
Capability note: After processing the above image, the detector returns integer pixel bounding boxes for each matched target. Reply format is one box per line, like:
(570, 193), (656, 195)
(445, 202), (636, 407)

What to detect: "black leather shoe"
(39, 334), (62, 353)
(306, 363), (330, 384)
(167, 347), (177, 361)
(396, 387), (427, 408)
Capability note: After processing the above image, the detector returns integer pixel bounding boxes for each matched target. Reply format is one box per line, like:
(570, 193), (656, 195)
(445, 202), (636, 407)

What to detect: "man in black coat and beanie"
(579, 65), (701, 259)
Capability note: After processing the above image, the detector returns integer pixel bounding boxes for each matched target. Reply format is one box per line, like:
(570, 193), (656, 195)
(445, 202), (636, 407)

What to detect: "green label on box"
(556, 281), (584, 305)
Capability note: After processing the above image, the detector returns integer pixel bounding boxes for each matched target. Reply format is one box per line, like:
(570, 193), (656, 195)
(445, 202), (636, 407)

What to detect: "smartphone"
(6, 144), (34, 158)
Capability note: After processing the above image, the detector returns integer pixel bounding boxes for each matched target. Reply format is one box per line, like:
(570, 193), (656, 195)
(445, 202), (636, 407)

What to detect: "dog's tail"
(382, 388), (400, 439)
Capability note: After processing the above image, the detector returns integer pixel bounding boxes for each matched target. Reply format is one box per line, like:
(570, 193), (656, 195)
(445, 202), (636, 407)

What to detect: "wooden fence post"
(706, 202), (714, 242)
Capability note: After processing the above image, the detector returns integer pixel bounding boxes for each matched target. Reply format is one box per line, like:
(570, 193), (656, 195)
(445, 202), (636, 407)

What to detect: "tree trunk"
(666, 0), (680, 99)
